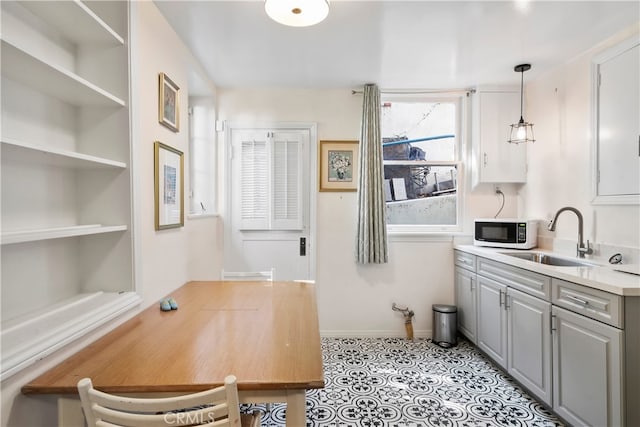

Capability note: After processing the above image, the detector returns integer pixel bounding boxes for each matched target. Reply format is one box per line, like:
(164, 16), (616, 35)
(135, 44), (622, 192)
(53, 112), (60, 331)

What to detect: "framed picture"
(154, 141), (184, 230)
(319, 140), (359, 192)
(158, 72), (180, 132)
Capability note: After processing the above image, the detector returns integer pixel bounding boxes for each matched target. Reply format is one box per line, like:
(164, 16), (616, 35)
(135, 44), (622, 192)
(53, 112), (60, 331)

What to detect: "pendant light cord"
(519, 70), (524, 120)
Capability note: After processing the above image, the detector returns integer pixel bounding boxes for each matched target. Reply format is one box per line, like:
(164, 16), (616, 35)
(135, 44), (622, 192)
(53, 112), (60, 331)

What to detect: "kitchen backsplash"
(453, 220), (639, 266)
(536, 235), (640, 266)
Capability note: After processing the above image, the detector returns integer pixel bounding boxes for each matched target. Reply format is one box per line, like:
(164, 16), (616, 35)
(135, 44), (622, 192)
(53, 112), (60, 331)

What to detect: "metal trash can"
(432, 304), (457, 348)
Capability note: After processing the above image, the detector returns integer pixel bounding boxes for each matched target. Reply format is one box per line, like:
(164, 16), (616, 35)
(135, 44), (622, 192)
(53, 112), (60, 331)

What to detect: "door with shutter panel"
(226, 126), (314, 280)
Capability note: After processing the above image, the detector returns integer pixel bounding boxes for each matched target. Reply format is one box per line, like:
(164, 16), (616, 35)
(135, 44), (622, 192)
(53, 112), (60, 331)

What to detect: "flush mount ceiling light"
(508, 63), (535, 144)
(265, 0), (329, 27)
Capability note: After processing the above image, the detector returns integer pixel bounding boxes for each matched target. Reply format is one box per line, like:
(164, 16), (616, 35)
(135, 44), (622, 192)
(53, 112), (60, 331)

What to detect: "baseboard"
(320, 329), (432, 339)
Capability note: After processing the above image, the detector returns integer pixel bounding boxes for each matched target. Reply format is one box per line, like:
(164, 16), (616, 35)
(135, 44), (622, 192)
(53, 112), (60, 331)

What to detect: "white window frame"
(188, 97), (217, 217)
(381, 92), (467, 235)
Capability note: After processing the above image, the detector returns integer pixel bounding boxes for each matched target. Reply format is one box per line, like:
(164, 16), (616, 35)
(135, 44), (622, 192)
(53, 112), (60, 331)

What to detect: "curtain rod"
(351, 88), (475, 95)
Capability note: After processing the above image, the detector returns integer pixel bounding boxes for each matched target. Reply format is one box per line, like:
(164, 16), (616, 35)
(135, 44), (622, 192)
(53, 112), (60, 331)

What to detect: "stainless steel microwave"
(474, 219), (537, 249)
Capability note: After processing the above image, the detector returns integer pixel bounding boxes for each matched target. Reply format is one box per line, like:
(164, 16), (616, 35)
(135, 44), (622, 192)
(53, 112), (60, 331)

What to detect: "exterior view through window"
(381, 97), (460, 230)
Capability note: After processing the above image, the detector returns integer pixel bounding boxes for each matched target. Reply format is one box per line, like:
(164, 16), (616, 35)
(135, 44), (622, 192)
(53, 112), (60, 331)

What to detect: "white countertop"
(455, 245), (640, 297)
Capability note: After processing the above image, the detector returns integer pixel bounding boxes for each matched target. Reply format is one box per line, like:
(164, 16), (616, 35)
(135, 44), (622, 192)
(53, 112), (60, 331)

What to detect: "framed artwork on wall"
(319, 140), (359, 192)
(158, 72), (180, 132)
(154, 141), (184, 230)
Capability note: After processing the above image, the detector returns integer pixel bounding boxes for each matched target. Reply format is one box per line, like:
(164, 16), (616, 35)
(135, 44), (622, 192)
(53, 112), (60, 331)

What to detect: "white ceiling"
(155, 1), (639, 92)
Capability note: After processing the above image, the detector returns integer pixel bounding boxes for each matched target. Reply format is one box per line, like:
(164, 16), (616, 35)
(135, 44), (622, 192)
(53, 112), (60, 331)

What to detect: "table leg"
(285, 389), (306, 427)
(58, 397), (84, 427)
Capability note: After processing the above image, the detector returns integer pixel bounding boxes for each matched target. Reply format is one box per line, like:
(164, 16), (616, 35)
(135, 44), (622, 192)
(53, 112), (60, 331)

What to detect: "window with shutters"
(238, 131), (304, 230)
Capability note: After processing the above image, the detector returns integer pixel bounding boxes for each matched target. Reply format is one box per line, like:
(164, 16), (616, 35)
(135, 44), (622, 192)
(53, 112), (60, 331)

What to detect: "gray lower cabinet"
(454, 266), (477, 343)
(455, 250), (636, 425)
(507, 287), (552, 406)
(454, 250), (477, 344)
(552, 306), (623, 426)
(477, 274), (552, 408)
(477, 275), (508, 369)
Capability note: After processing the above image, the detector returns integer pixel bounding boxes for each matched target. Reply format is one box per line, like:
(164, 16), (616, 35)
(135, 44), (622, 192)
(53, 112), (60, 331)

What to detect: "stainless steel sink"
(500, 252), (594, 267)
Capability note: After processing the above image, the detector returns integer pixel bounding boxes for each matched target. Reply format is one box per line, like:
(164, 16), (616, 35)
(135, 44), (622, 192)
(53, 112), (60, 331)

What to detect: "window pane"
(385, 165), (457, 225)
(382, 101), (456, 161)
(189, 103), (216, 214)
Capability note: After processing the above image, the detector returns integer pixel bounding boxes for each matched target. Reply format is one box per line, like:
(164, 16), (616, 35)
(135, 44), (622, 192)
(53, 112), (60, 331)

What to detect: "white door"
(225, 124), (315, 280)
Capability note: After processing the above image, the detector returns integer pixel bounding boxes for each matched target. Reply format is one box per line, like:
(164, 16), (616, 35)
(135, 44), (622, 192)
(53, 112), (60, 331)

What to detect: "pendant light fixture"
(508, 63), (535, 144)
(265, 0), (330, 27)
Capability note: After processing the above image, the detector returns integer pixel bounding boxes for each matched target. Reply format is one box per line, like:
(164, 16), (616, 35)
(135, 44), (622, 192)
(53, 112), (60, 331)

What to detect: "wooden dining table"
(22, 280), (325, 426)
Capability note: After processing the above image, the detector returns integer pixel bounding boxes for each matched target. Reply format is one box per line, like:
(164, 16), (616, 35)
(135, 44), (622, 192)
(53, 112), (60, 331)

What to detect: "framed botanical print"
(154, 141), (184, 230)
(158, 72), (180, 132)
(319, 140), (359, 192)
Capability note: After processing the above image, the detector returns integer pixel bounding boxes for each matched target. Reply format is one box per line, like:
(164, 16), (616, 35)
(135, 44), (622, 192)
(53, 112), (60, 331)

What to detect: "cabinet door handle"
(505, 294), (511, 310)
(484, 153), (488, 167)
(550, 313), (557, 333)
(565, 294), (589, 306)
(499, 289), (504, 307)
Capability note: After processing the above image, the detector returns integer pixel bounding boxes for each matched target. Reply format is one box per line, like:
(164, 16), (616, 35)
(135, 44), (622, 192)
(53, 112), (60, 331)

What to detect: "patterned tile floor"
(242, 337), (564, 427)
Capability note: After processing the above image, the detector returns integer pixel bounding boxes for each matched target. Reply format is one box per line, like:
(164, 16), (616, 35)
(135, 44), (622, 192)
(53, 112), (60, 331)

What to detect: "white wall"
(1, 3), (221, 425)
(132, 1), (221, 307)
(217, 88), (517, 337)
(520, 25), (640, 261)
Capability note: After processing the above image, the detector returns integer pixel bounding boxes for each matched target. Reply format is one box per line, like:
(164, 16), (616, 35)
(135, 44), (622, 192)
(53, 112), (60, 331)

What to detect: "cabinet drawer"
(477, 257), (551, 301)
(552, 279), (623, 328)
(454, 250), (476, 272)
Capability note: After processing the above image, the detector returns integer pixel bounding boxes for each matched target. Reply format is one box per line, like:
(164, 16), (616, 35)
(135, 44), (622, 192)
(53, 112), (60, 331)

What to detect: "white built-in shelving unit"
(0, 0), (139, 380)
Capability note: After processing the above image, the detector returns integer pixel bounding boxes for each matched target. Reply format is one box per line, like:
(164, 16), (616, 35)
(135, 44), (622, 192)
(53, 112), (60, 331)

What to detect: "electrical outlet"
(494, 185), (502, 194)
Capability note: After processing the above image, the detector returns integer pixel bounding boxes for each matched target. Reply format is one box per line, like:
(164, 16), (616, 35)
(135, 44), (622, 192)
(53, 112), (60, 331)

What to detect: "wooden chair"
(77, 375), (261, 427)
(220, 268), (275, 281)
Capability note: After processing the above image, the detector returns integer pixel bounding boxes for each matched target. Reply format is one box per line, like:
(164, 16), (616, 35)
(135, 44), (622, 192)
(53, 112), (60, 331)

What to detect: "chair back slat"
(88, 385), (228, 412)
(78, 375), (246, 427)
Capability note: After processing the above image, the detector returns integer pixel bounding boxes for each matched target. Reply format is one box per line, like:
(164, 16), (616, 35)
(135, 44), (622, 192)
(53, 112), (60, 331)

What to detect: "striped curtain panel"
(355, 83), (389, 264)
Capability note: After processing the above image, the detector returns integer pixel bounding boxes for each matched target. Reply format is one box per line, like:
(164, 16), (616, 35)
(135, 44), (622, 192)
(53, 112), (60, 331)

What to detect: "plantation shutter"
(240, 138), (269, 229)
(272, 132), (303, 229)
(238, 131), (304, 230)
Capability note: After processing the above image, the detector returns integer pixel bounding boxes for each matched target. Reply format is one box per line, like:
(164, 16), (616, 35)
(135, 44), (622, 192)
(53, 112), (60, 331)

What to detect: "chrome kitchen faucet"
(548, 207), (594, 258)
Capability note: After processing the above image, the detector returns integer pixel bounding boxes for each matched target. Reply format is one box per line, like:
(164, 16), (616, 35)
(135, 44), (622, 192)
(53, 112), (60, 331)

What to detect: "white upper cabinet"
(591, 36), (640, 204)
(0, 1), (138, 380)
(471, 89), (527, 188)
